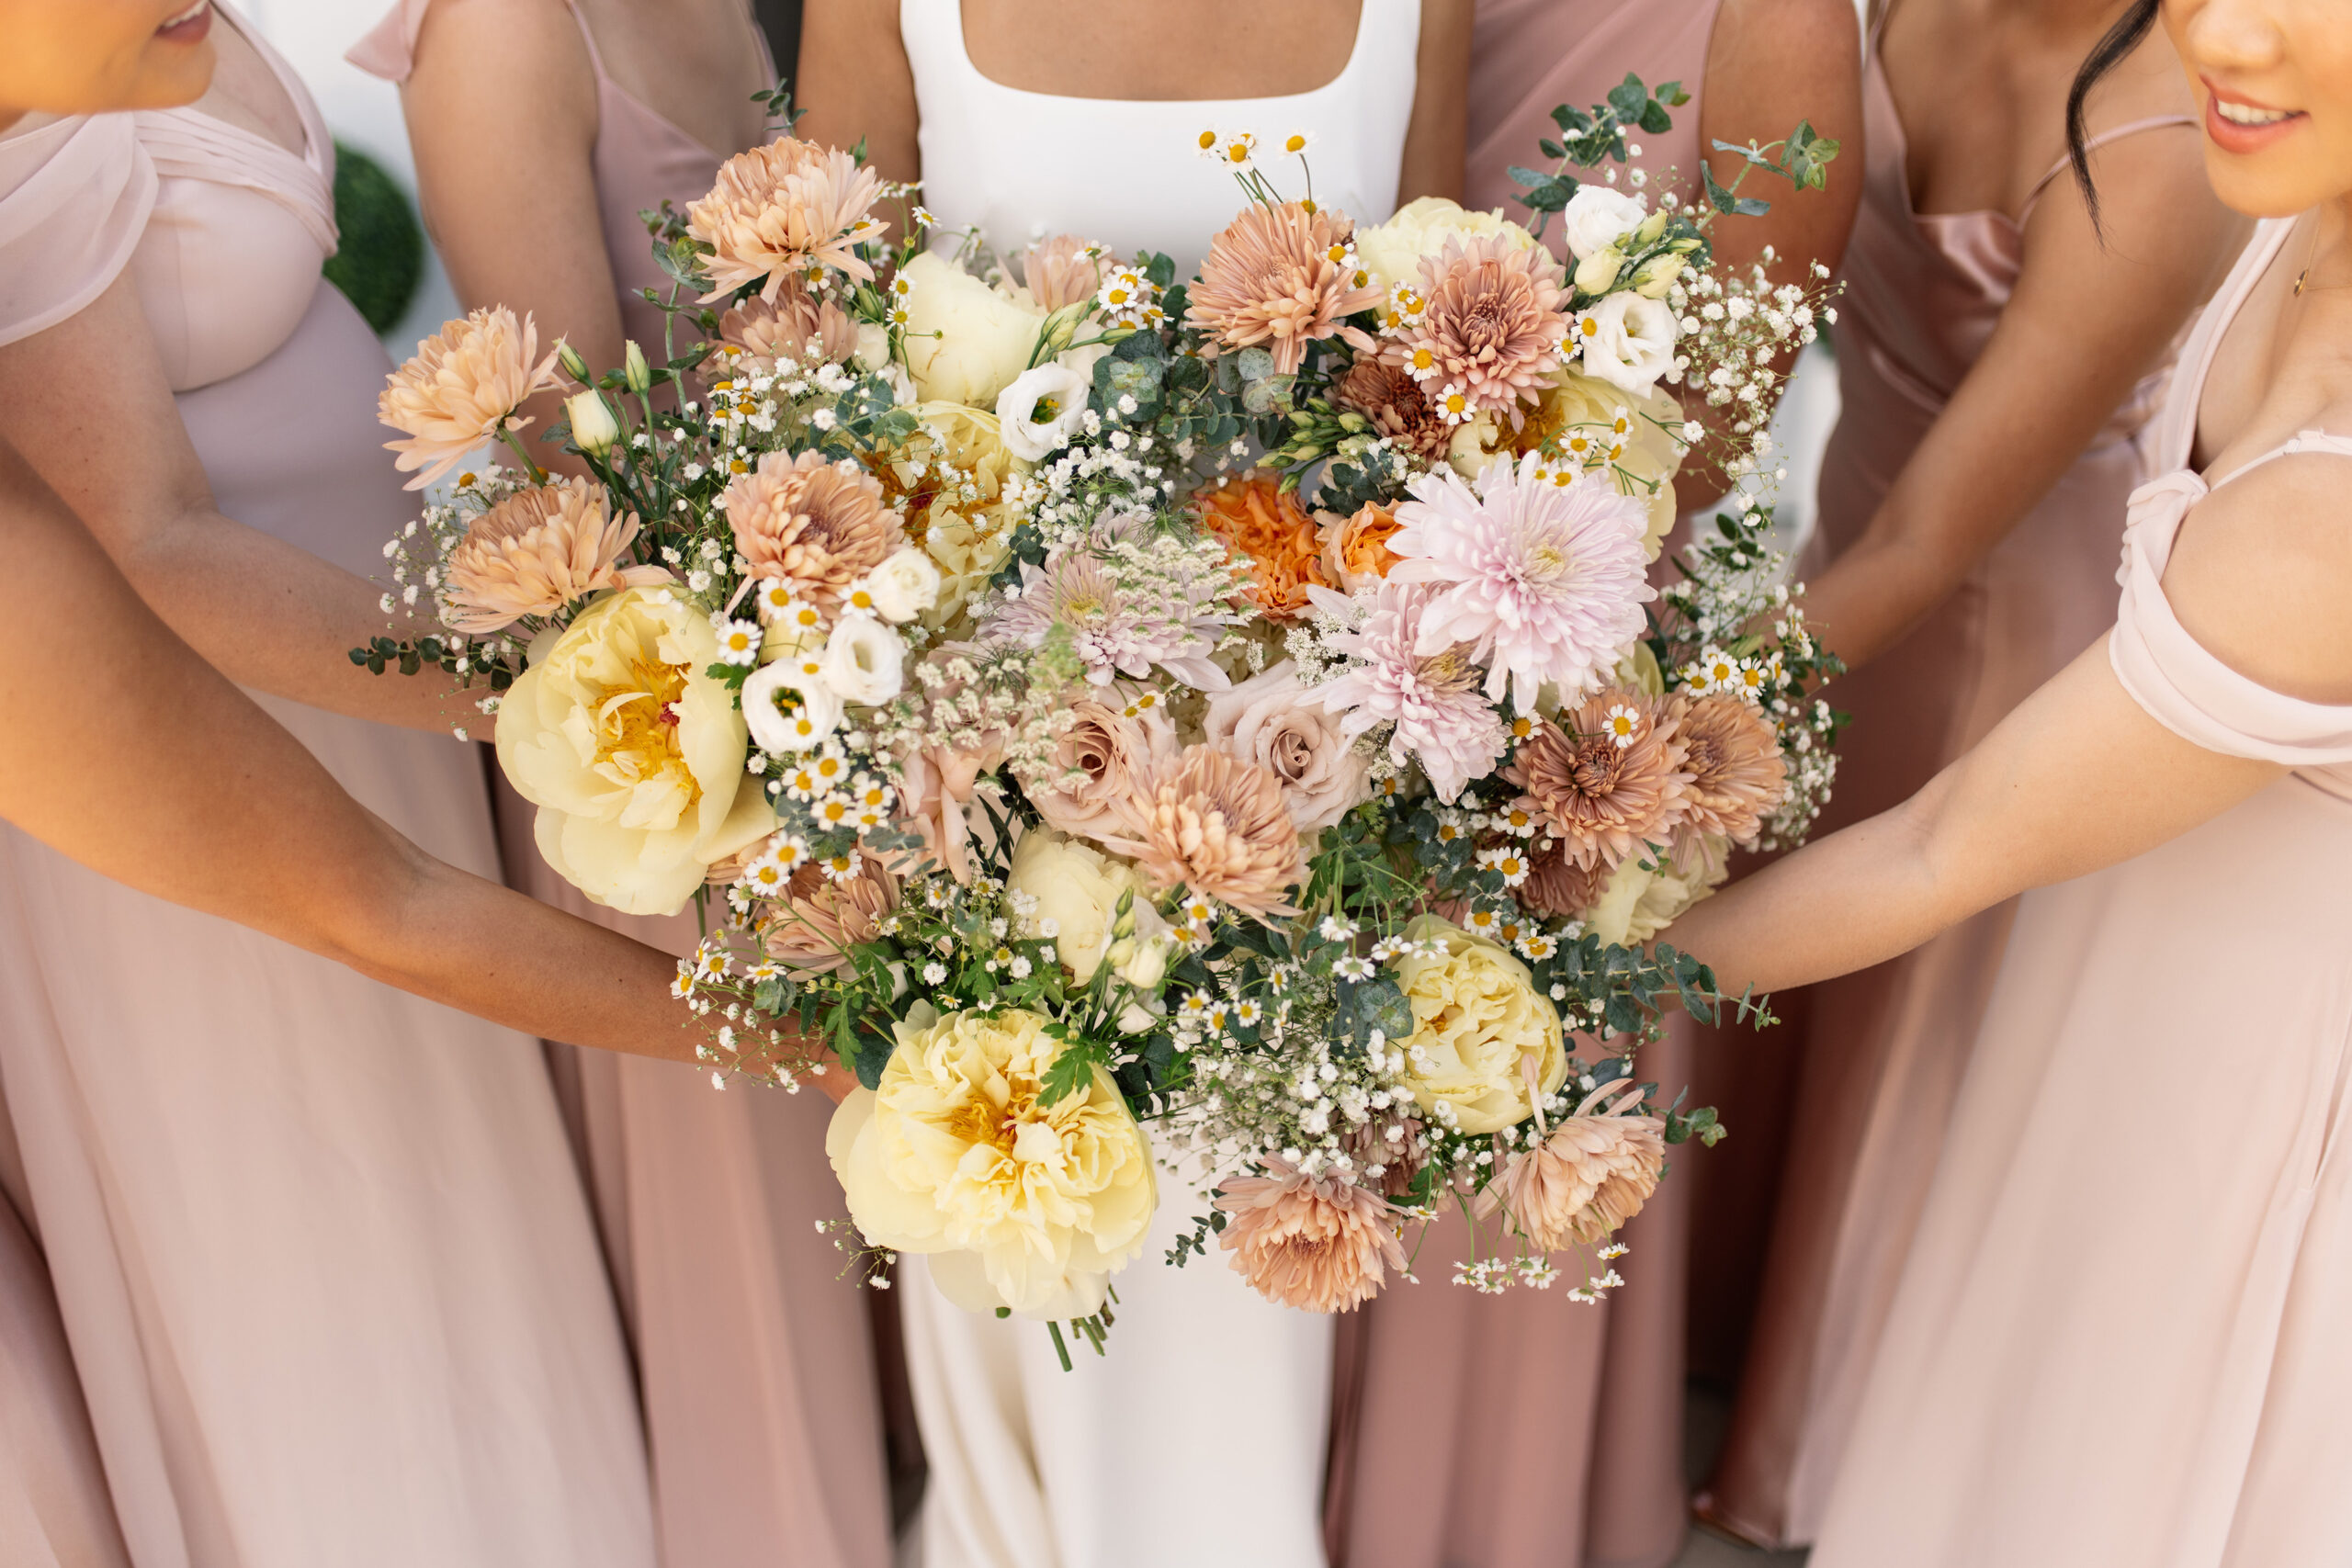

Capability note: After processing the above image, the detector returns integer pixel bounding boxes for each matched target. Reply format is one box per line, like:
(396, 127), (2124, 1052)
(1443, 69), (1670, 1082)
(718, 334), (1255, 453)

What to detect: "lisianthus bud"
(555, 336), (591, 381)
(1634, 209), (1671, 245)
(566, 390), (620, 454)
(1633, 253), (1685, 299)
(623, 340), (651, 395)
(1574, 246), (1624, 295)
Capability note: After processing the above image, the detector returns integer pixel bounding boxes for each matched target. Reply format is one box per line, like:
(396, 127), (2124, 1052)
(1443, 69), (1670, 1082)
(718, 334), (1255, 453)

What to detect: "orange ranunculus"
(1318, 502), (1405, 592)
(1196, 476), (1336, 620)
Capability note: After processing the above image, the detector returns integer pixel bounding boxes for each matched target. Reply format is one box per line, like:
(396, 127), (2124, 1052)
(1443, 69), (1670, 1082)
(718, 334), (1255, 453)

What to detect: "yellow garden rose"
(1448, 368), (1686, 558)
(826, 1004), (1158, 1318)
(868, 402), (1029, 632)
(1394, 914), (1568, 1135)
(898, 251), (1053, 409)
(496, 585), (775, 916)
(1586, 834), (1732, 947)
(1353, 196), (1538, 293)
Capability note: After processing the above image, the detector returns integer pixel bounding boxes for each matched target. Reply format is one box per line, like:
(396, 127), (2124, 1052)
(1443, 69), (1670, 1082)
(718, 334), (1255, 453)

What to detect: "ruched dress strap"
(2110, 438), (2352, 766)
(0, 116), (157, 348)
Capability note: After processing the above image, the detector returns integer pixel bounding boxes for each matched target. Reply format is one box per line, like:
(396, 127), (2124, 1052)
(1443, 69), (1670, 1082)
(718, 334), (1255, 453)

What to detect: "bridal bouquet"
(361, 79), (1842, 1360)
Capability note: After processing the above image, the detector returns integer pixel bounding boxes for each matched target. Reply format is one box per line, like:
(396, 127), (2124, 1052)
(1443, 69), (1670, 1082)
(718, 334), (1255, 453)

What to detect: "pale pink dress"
(352, 10), (898, 1567)
(1324, 9), (1721, 1567)
(1688, 14), (2201, 1542)
(1811, 213), (2352, 1567)
(0, 14), (653, 1568)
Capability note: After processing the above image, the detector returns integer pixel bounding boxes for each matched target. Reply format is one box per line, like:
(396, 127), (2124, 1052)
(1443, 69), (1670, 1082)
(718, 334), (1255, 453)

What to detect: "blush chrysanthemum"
(1102, 745), (1305, 922)
(442, 478), (665, 633)
(1307, 581), (1508, 804)
(1387, 233), (1571, 423)
(1503, 690), (1691, 870)
(687, 138), (887, 302)
(379, 306), (563, 489)
(1186, 200), (1383, 376)
(1215, 1158), (1408, 1312)
(1385, 455), (1653, 714)
(1670, 693), (1788, 844)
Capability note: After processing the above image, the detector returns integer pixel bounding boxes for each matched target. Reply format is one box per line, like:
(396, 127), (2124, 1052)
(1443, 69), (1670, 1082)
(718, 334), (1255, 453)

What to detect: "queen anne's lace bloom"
(1385, 456), (1653, 713)
(688, 139), (887, 301)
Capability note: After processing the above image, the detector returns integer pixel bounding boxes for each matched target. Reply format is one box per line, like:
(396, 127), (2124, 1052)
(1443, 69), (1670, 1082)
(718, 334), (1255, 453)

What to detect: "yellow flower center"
(593, 651), (692, 790)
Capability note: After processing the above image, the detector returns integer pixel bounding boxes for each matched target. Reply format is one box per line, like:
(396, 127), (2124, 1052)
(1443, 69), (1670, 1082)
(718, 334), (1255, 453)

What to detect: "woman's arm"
(0, 276), (481, 734)
(1669, 457), (2350, 995)
(1397, 0), (1472, 203)
(0, 438), (845, 1095)
(796, 0), (921, 186)
(398, 0), (611, 481)
(1675, 0), (1864, 508)
(1794, 126), (2248, 671)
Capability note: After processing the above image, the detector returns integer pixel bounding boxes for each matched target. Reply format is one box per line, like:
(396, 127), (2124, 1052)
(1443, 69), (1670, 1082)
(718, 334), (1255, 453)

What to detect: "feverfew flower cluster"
(355, 75), (1845, 1353)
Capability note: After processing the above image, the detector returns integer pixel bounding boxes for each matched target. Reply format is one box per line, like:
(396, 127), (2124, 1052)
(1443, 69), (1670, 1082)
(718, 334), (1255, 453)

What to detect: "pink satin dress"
(352, 9), (896, 1567)
(0, 15), (653, 1568)
(1814, 213), (2352, 1568)
(1691, 17), (2198, 1547)
(1322, 11), (1724, 1568)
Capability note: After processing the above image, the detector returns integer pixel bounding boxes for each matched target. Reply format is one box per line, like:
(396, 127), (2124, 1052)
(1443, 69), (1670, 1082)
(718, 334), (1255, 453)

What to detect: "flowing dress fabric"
(0, 21), (654, 1568)
(1810, 214), (2352, 1568)
(353, 11), (898, 1567)
(1463, 0), (1722, 250)
(894, 5), (1415, 1562)
(1691, 21), (2197, 1542)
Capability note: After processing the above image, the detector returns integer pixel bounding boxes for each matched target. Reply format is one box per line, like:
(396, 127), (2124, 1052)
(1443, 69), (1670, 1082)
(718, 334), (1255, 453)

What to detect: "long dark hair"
(2066, 0), (2166, 228)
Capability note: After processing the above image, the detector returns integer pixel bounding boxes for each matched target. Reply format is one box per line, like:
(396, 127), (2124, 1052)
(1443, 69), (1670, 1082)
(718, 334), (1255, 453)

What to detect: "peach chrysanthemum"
(1388, 234), (1571, 424)
(1216, 1158), (1408, 1313)
(1670, 694), (1787, 844)
(1019, 234), (1110, 312)
(1332, 355), (1453, 462)
(1186, 200), (1383, 375)
(1102, 745), (1306, 922)
(720, 450), (905, 616)
(441, 478), (663, 633)
(760, 858), (900, 976)
(1196, 477), (1336, 620)
(379, 307), (563, 490)
(1512, 837), (1612, 920)
(1503, 691), (1691, 870)
(687, 138), (887, 302)
(1475, 1087), (1666, 1249)
(713, 285), (859, 377)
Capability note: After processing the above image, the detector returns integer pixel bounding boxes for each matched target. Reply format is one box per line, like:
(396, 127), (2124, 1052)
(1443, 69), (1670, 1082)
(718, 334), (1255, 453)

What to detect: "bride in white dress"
(799, 5), (1466, 1564)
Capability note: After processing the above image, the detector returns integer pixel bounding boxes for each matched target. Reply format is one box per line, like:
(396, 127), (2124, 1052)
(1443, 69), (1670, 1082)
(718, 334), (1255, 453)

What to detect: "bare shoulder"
(406, 0), (594, 109)
(2166, 443), (2352, 705)
(1706, 0), (1863, 99)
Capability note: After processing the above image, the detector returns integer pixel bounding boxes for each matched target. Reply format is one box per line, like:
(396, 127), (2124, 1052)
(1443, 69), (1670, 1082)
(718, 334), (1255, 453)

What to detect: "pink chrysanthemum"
(1307, 581), (1508, 804)
(687, 139), (887, 302)
(1504, 691), (1691, 871)
(379, 307), (563, 490)
(1215, 1157), (1408, 1313)
(1473, 1085), (1665, 1250)
(1388, 234), (1571, 423)
(1019, 234), (1112, 312)
(1186, 201), (1383, 375)
(1385, 455), (1653, 714)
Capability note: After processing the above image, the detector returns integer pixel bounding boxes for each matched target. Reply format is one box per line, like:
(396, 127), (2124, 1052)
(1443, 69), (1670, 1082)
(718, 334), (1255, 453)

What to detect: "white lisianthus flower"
(1353, 195), (1536, 290)
(1560, 186), (1649, 261)
(1580, 291), (1679, 395)
(496, 586), (774, 916)
(898, 251), (1052, 409)
(826, 1004), (1157, 1318)
(741, 658), (843, 752)
(994, 360), (1093, 462)
(820, 615), (905, 705)
(865, 546), (943, 622)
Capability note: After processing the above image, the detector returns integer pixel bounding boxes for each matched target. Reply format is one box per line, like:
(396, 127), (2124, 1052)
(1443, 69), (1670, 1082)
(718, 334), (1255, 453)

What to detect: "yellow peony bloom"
(827, 1005), (1158, 1318)
(897, 251), (1054, 409)
(866, 402), (1029, 633)
(497, 585), (775, 916)
(1393, 914), (1568, 1135)
(1586, 834), (1732, 947)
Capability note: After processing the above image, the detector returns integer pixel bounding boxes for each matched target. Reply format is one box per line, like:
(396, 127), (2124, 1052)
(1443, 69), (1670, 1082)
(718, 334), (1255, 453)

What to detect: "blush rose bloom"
(1027, 697), (1179, 842)
(1392, 914), (1568, 1135)
(497, 586), (775, 916)
(898, 251), (1054, 409)
(826, 1004), (1157, 1318)
(1202, 661), (1373, 835)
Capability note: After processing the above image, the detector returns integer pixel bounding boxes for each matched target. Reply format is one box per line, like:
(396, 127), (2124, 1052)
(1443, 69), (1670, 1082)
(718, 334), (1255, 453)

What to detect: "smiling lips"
(156, 0), (212, 42)
(2204, 79), (2307, 155)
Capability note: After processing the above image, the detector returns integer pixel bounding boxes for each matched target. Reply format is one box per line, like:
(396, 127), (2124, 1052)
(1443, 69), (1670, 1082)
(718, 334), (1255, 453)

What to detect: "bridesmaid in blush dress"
(349, 6), (896, 1565)
(1323, 5), (1858, 1565)
(1692, 0), (2248, 1547)
(0, 13), (653, 1567)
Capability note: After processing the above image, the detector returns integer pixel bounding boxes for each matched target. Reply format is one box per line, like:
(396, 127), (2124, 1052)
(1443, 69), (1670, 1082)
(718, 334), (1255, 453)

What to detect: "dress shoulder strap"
(2208, 430), (2352, 492)
(2018, 114), (2198, 224)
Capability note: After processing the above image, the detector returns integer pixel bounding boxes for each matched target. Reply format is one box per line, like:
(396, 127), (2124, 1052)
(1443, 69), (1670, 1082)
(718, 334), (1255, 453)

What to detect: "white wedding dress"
(895, 5), (1419, 1566)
